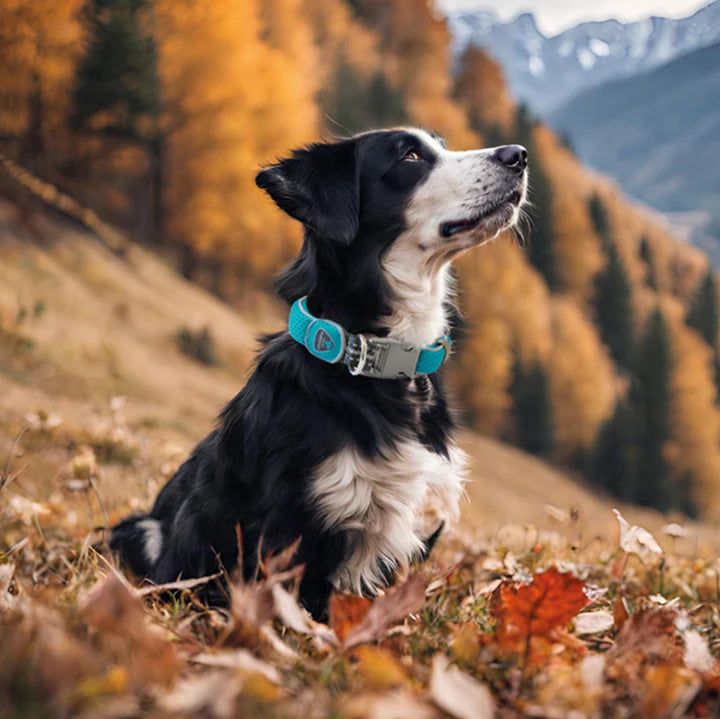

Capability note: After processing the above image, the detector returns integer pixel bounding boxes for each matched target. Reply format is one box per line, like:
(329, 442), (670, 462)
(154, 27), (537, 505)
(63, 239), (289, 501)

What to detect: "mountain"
(448, 1), (720, 114)
(549, 41), (720, 255)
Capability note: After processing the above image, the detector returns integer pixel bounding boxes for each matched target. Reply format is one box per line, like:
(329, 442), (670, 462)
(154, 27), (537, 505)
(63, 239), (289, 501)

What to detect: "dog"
(111, 128), (528, 620)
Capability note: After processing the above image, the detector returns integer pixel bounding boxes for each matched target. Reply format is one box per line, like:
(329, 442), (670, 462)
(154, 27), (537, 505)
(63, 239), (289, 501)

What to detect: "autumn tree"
(0, 0), (84, 171)
(633, 308), (673, 510)
(454, 46), (515, 143)
(548, 299), (615, 461)
(364, 0), (478, 148)
(666, 324), (720, 517)
(154, 0), (317, 289)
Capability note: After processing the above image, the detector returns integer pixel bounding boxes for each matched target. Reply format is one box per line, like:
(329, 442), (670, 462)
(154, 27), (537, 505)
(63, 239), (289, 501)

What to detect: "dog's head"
(257, 128), (527, 341)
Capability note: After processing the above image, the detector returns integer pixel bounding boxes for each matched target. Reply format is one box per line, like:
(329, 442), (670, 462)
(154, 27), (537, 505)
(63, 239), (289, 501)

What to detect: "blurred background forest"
(2, 0), (720, 521)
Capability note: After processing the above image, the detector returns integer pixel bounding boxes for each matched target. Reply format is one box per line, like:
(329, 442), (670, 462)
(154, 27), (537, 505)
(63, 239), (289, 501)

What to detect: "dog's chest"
(311, 437), (467, 593)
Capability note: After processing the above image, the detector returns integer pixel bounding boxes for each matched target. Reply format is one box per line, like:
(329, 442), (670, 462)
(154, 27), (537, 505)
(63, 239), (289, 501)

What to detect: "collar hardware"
(288, 297), (451, 379)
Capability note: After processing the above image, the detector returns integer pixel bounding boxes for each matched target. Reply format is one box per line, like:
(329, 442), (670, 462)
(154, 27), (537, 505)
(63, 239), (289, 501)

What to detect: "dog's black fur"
(111, 129), (492, 620)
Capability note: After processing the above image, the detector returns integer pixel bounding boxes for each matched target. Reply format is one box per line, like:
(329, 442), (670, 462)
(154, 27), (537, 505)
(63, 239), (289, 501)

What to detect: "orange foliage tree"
(155, 0), (317, 286)
(0, 0), (84, 169)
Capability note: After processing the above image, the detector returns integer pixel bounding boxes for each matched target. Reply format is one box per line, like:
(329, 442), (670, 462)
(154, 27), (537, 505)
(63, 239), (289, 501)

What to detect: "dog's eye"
(402, 149), (421, 161)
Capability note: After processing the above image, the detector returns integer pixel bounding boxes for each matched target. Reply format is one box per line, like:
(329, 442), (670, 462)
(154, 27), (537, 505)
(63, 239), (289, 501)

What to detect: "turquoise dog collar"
(288, 296), (451, 379)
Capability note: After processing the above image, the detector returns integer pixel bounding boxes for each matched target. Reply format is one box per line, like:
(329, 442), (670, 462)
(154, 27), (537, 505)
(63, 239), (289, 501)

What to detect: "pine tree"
(639, 235), (658, 290)
(588, 194), (609, 247)
(591, 400), (637, 500)
(324, 61), (406, 134)
(633, 307), (673, 510)
(514, 105), (558, 290)
(72, 0), (162, 241)
(590, 195), (634, 368)
(511, 358), (554, 455)
(686, 267), (720, 397)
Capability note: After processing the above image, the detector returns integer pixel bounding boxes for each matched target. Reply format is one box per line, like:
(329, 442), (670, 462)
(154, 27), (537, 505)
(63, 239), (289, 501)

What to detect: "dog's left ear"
(255, 140), (359, 245)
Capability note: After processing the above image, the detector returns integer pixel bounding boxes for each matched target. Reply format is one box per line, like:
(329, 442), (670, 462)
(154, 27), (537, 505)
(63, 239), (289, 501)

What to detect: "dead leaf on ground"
(639, 664), (701, 719)
(343, 572), (428, 649)
(574, 610), (614, 636)
(429, 654), (494, 719)
(352, 645), (407, 689)
(191, 648), (282, 684)
(490, 566), (590, 654)
(450, 621), (482, 664)
(83, 574), (180, 687)
(329, 592), (373, 644)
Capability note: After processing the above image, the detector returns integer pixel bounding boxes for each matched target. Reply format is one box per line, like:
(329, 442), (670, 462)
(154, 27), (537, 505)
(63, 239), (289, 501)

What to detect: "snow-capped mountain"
(448, 1), (720, 114)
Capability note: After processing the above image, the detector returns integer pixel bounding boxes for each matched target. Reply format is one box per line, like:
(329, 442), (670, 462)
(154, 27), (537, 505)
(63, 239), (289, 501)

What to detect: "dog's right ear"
(255, 156), (313, 228)
(255, 140), (359, 245)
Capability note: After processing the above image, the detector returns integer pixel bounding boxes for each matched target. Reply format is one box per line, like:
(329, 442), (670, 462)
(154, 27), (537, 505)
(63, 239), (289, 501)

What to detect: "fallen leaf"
(450, 621), (482, 664)
(157, 669), (242, 718)
(613, 595), (629, 632)
(574, 611), (614, 636)
(640, 664), (701, 718)
(613, 509), (663, 559)
(344, 573), (428, 649)
(340, 691), (438, 719)
(606, 606), (683, 688)
(272, 583), (315, 634)
(329, 593), (372, 644)
(352, 646), (407, 689)
(191, 649), (282, 684)
(429, 654), (494, 719)
(84, 574), (180, 687)
(490, 567), (590, 653)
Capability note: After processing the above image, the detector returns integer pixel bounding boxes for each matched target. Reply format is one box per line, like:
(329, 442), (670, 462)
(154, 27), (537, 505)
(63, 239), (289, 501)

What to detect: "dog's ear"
(255, 140), (359, 245)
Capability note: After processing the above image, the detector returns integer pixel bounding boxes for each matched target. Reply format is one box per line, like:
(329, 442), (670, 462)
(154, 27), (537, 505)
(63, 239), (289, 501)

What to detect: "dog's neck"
(382, 253), (452, 348)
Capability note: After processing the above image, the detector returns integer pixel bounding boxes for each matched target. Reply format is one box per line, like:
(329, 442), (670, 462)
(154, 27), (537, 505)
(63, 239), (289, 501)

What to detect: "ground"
(2, 199), (720, 718)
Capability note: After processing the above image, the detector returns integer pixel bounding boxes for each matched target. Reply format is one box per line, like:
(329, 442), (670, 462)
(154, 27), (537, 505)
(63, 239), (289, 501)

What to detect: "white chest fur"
(311, 437), (467, 594)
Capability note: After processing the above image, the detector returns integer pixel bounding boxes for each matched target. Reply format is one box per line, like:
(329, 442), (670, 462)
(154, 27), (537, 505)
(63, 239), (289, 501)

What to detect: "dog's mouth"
(440, 190), (523, 239)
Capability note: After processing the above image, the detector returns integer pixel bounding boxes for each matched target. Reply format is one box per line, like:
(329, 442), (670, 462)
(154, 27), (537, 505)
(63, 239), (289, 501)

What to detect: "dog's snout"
(494, 145), (528, 173)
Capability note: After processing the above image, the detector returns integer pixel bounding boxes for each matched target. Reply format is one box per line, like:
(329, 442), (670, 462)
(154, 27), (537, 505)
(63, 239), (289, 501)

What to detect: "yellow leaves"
(351, 646), (407, 689)
(666, 324), (720, 516)
(549, 298), (615, 457)
(156, 0), (314, 278)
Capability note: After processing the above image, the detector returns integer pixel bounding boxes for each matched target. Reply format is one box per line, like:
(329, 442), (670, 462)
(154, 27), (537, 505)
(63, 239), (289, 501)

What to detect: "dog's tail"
(109, 515), (164, 578)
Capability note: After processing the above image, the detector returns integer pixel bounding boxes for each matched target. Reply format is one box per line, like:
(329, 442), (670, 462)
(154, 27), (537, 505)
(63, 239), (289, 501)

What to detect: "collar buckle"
(346, 335), (421, 379)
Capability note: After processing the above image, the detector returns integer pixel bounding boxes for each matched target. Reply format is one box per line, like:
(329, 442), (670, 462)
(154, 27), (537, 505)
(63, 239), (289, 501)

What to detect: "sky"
(438, 0), (714, 35)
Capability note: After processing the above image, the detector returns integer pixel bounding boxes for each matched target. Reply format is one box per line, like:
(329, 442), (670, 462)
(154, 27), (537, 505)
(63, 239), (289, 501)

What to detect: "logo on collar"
(314, 328), (334, 353)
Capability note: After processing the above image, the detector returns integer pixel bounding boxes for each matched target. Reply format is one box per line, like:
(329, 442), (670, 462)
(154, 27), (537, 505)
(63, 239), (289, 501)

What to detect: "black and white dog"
(111, 128), (527, 620)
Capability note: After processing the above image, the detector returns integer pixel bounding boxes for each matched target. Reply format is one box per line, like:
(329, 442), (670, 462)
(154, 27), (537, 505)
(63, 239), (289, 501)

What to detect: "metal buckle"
(357, 338), (421, 379)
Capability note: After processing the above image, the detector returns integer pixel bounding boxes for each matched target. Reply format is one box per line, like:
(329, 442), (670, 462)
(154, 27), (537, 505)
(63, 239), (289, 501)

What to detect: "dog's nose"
(494, 145), (528, 172)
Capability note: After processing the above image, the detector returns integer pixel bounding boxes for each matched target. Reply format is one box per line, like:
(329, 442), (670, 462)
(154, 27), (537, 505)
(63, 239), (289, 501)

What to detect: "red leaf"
(329, 593), (373, 644)
(490, 567), (589, 653)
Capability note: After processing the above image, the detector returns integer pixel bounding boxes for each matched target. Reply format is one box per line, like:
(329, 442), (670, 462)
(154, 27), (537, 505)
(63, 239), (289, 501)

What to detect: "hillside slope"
(0, 196), (704, 547)
(550, 42), (720, 235)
